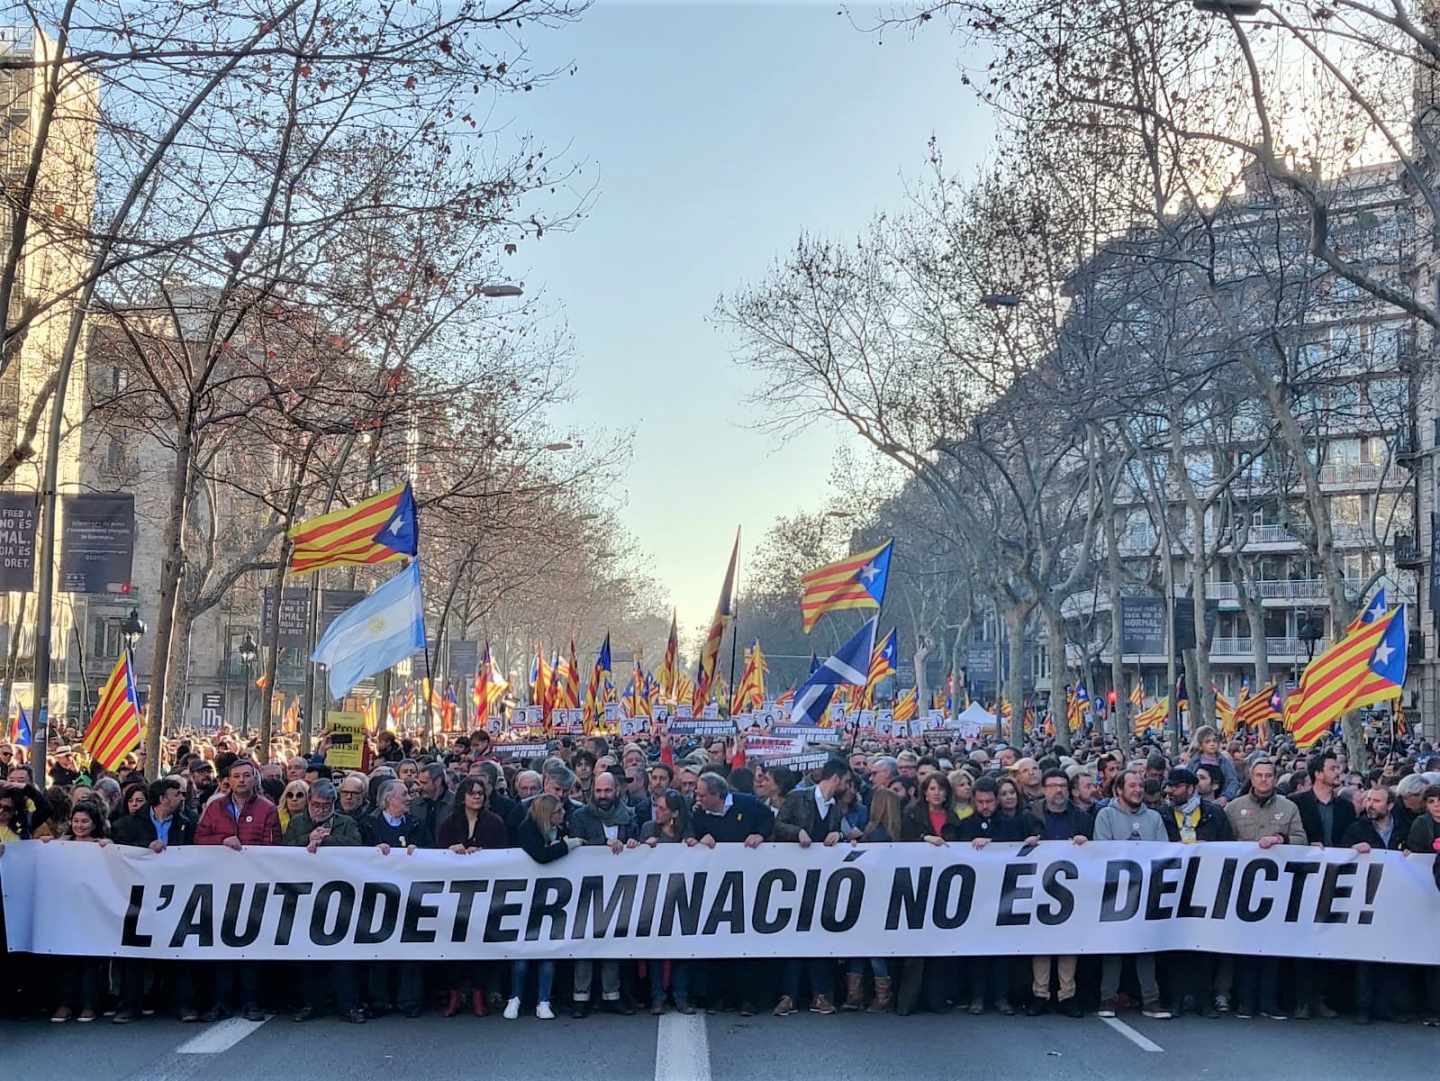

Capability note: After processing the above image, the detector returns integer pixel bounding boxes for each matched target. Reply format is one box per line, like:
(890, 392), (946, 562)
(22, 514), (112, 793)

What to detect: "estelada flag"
(799, 539), (893, 633)
(287, 483), (418, 575)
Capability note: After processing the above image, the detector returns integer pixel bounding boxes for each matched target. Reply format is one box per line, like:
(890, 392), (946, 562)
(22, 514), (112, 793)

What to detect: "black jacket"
(1159, 799), (1233, 844)
(362, 811), (426, 848)
(1034, 802), (1096, 842)
(954, 810), (1031, 843)
(692, 793), (775, 844)
(516, 816), (574, 863)
(774, 787), (844, 842)
(112, 808), (195, 848)
(1292, 789), (1358, 848)
(900, 801), (965, 842)
(1341, 817), (1406, 851)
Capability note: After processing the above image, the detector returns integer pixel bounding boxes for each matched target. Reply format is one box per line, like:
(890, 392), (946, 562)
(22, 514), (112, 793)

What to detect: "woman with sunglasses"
(640, 789), (695, 1014)
(436, 778), (508, 1017)
(278, 780), (309, 833)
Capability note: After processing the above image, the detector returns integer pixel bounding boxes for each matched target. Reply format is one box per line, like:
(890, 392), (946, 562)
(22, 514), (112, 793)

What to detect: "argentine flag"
(312, 561), (427, 699)
(789, 616), (878, 727)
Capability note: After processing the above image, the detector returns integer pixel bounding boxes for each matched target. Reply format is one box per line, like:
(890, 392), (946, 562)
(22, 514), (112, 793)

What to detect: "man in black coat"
(692, 772), (774, 1014)
(691, 772), (774, 846)
(1289, 750), (1356, 1019)
(1343, 785), (1408, 1023)
(771, 758), (850, 1016)
(1291, 750), (1357, 847)
(111, 778), (197, 1021)
(1159, 768), (1233, 844)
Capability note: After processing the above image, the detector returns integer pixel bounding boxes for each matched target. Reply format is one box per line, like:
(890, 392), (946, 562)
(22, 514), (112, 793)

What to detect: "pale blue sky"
(508, 1), (993, 632)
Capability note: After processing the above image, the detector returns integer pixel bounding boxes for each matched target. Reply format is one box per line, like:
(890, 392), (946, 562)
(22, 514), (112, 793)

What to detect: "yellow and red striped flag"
(1213, 686), (1236, 737)
(693, 530), (739, 712)
(893, 687), (918, 722)
(799, 539), (893, 633)
(1133, 696), (1169, 735)
(1234, 684), (1278, 732)
(287, 483), (417, 575)
(83, 652), (142, 770)
(658, 612), (679, 700)
(1129, 682), (1143, 708)
(1289, 608), (1399, 749)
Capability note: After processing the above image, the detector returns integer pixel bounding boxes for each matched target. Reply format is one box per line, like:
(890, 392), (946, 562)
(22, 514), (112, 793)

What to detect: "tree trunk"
(143, 426), (195, 780)
(1188, 558), (1214, 732)
(1004, 603), (1028, 747)
(913, 635), (930, 724)
(1043, 603), (1071, 752)
(1, 594), (29, 724)
(257, 545), (290, 763)
(1101, 479), (1129, 748)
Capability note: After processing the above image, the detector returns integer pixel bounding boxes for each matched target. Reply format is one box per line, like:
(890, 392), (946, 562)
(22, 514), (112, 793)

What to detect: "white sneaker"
(503, 997), (520, 1020)
(535, 1001), (554, 1020)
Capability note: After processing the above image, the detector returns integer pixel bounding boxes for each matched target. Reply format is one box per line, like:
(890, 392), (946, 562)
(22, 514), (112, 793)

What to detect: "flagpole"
(71, 623), (91, 723)
(726, 536), (742, 728)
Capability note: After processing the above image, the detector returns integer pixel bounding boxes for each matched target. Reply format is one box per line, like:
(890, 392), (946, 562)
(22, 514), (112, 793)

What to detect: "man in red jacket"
(195, 758), (280, 1021)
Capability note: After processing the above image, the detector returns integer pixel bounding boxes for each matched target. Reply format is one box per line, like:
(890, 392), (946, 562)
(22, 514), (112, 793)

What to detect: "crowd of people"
(2, 718), (1439, 1028)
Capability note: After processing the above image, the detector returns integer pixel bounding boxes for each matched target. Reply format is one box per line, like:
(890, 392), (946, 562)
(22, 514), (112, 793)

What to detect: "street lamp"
(479, 283), (524, 298)
(1192, 1), (1262, 14)
(544, 442), (574, 452)
(980, 292), (1022, 309)
(239, 632), (258, 738)
(120, 608), (146, 655)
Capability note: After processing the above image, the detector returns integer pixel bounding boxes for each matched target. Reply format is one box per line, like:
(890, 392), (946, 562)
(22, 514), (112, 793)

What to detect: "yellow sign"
(324, 711), (366, 769)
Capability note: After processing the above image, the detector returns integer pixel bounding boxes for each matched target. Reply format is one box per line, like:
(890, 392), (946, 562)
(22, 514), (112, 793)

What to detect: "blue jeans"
(510, 959), (555, 1003)
(846, 958), (890, 979)
(652, 960), (692, 1005)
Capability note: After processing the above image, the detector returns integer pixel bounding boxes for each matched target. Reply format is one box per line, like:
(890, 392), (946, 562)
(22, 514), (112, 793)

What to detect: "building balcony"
(1395, 533), (1424, 570)
(1316, 461), (1383, 486)
(1209, 636), (1306, 659)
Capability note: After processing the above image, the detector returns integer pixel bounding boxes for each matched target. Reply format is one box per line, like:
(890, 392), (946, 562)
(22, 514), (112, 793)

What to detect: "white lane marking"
(175, 1017), (268, 1054)
(655, 1010), (711, 1081)
(1098, 1015), (1164, 1053)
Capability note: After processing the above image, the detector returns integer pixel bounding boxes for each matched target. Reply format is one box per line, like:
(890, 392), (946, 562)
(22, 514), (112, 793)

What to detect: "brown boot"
(471, 990), (488, 1017)
(867, 976), (893, 1013)
(810, 994), (836, 1015)
(441, 991), (462, 1018)
(842, 973), (865, 1011)
(864, 978), (887, 1013)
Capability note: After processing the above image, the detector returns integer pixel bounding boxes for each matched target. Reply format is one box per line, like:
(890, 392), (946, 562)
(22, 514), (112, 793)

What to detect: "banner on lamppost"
(262, 587), (311, 649)
(1119, 596), (1167, 656)
(0, 492), (37, 592)
(59, 494), (135, 594)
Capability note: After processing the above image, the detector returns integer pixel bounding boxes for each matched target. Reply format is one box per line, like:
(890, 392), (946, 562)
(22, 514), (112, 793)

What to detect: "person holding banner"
(506, 794), (584, 1020)
(1094, 767), (1170, 1020)
(47, 801), (112, 1023)
(568, 770), (641, 1018)
(363, 780), (427, 1019)
(772, 758), (851, 1016)
(435, 777), (507, 1018)
(281, 779), (366, 1025)
(194, 758), (279, 1023)
(641, 789), (696, 1015)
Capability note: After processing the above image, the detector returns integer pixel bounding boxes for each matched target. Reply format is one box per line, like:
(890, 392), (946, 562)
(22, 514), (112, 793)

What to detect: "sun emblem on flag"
(367, 614), (387, 634)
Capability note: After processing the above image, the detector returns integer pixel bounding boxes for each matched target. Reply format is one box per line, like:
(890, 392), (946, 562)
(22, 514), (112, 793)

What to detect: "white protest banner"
(4, 841), (1436, 964)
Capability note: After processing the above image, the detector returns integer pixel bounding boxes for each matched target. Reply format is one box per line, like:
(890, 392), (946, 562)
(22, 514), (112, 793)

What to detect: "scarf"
(586, 798), (635, 828)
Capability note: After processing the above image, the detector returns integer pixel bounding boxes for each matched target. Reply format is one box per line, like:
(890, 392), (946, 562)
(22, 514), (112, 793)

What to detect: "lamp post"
(239, 632), (258, 738)
(120, 608), (146, 659)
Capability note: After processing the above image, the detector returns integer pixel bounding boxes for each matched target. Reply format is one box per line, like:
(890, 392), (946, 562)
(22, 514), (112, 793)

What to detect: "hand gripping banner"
(2, 840), (1437, 963)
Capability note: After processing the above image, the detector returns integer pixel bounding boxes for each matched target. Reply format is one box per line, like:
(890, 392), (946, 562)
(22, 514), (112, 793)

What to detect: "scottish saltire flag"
(789, 616), (879, 726)
(311, 561), (427, 699)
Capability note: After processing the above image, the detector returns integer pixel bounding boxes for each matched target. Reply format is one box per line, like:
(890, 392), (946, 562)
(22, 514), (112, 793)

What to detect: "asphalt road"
(2, 1007), (1435, 1081)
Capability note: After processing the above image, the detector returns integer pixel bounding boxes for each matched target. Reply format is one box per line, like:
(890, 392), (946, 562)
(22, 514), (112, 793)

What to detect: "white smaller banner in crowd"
(2, 841), (1437, 964)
